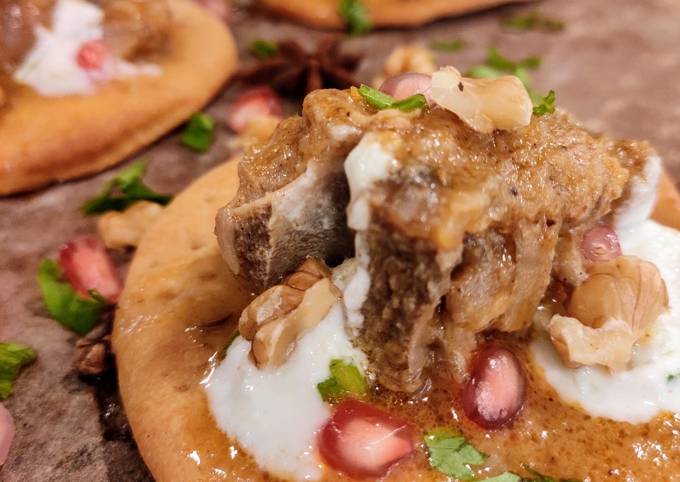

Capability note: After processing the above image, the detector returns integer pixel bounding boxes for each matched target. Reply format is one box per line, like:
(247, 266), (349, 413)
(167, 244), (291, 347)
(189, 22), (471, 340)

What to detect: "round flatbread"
(259, 0), (528, 29)
(0, 0), (237, 196)
(113, 159), (680, 481)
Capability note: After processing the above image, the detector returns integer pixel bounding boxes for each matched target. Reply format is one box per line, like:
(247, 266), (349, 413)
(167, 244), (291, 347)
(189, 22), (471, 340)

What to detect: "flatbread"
(0, 0), (237, 196)
(259, 0), (528, 29)
(113, 159), (680, 481)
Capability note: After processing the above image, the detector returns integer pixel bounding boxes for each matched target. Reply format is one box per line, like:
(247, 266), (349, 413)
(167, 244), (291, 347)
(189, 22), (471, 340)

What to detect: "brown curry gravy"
(189, 322), (680, 482)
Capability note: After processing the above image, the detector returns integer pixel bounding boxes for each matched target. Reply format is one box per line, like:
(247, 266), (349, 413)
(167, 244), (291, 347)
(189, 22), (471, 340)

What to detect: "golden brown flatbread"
(0, 0), (237, 196)
(113, 157), (680, 481)
(259, 0), (528, 29)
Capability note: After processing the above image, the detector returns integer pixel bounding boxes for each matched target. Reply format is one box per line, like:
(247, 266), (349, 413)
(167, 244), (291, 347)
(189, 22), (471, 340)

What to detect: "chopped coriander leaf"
(424, 427), (486, 480)
(502, 11), (564, 32)
(81, 161), (171, 215)
(532, 90), (556, 116)
(37, 259), (109, 335)
(358, 84), (427, 112)
(466, 64), (505, 79)
(430, 39), (464, 52)
(522, 464), (581, 482)
(317, 358), (367, 402)
(181, 113), (216, 152)
(392, 94), (428, 112)
(0, 342), (37, 399)
(487, 47), (541, 72)
(668, 372), (680, 382)
(339, 0), (372, 35)
(249, 39), (279, 59)
(481, 473), (522, 482)
(358, 84), (395, 109)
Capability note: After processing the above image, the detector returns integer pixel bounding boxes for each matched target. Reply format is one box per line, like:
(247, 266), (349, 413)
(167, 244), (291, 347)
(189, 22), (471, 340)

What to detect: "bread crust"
(259, 0), (528, 29)
(113, 161), (680, 481)
(0, 0), (237, 196)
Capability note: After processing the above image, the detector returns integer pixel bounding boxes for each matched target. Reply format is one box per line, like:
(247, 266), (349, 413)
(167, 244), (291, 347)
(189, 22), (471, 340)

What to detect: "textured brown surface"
(1, 0), (680, 480)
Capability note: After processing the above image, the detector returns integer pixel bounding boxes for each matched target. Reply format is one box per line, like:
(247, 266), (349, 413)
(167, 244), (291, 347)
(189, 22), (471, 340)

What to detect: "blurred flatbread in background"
(0, 0), (237, 196)
(259, 0), (530, 29)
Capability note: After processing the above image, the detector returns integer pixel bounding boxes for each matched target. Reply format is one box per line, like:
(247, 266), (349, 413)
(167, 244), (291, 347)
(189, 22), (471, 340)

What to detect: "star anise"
(238, 36), (361, 98)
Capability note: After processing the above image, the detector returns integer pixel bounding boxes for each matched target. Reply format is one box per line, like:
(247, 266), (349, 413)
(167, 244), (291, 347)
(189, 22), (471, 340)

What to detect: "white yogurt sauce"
(340, 134), (399, 331)
(14, 0), (160, 96)
(344, 133), (399, 231)
(613, 154), (662, 229)
(204, 303), (366, 481)
(532, 219), (680, 423)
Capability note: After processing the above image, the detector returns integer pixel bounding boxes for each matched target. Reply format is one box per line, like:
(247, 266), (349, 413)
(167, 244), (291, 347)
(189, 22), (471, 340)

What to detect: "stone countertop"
(1, 0), (678, 480)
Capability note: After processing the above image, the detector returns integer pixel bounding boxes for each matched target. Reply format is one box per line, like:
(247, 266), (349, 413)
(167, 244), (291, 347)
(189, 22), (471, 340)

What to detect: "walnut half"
(549, 255), (669, 371)
(238, 258), (340, 368)
(430, 67), (533, 134)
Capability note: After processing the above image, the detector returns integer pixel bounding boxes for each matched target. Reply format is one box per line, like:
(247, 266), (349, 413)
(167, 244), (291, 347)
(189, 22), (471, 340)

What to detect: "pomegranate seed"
(461, 345), (526, 429)
(581, 225), (622, 263)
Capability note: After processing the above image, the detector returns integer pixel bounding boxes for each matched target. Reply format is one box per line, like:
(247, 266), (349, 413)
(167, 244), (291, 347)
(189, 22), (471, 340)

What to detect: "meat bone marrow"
(216, 87), (657, 392)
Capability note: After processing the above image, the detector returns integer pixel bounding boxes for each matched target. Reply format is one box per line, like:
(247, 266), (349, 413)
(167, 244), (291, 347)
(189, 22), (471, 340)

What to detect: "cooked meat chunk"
(218, 87), (654, 392)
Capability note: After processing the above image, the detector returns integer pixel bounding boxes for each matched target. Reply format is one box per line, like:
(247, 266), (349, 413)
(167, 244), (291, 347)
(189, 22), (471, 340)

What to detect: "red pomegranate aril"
(461, 345), (526, 429)
(380, 73), (433, 102)
(318, 399), (414, 478)
(0, 403), (15, 466)
(58, 235), (122, 303)
(227, 85), (283, 133)
(581, 225), (622, 263)
(77, 39), (109, 70)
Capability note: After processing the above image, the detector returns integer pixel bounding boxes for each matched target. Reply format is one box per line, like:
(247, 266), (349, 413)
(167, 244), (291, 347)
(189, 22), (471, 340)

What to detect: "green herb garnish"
(339, 0), (372, 35)
(250, 39), (279, 59)
(81, 161), (171, 215)
(522, 465), (581, 482)
(502, 11), (564, 32)
(424, 428), (486, 480)
(357, 84), (427, 112)
(668, 372), (680, 382)
(37, 259), (109, 335)
(317, 358), (367, 402)
(486, 46), (541, 72)
(0, 342), (37, 399)
(430, 39), (464, 52)
(532, 90), (556, 116)
(481, 473), (522, 482)
(181, 113), (216, 152)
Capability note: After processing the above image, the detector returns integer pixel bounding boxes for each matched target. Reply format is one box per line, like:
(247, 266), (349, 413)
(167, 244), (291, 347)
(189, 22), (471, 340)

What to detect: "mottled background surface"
(1, 0), (679, 480)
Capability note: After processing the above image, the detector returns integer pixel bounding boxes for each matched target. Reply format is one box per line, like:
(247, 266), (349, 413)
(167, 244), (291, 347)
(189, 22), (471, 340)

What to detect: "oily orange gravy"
(179, 318), (680, 482)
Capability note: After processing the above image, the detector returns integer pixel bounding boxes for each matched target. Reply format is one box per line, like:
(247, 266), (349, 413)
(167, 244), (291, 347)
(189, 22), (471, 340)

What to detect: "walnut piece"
(238, 258), (340, 368)
(548, 315), (636, 371)
(430, 67), (532, 134)
(568, 255), (668, 334)
(372, 44), (436, 88)
(549, 255), (669, 371)
(75, 338), (110, 376)
(97, 201), (164, 249)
